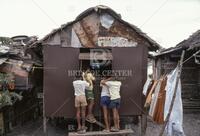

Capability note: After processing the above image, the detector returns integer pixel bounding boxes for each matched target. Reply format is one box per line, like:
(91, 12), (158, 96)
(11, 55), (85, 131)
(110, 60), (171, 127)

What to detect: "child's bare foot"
(102, 129), (110, 133)
(81, 126), (88, 131)
(77, 126), (81, 131)
(110, 126), (119, 132)
(77, 128), (82, 134)
(77, 127), (87, 134)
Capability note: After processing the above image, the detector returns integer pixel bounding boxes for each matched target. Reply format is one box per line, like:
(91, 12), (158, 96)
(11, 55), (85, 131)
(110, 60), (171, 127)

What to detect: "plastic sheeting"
(143, 77), (152, 96)
(100, 13), (114, 29)
(164, 67), (185, 136)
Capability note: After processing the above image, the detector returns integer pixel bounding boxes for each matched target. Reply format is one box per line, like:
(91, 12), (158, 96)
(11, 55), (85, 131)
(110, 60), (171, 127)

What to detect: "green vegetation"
(0, 73), (22, 108)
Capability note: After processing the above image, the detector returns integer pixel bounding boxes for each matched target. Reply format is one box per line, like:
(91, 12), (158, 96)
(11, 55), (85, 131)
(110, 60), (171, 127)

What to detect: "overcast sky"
(0, 0), (200, 48)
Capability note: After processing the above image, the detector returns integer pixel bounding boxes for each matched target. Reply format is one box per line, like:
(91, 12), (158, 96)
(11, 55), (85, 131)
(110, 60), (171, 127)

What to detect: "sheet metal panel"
(44, 46), (79, 117)
(44, 45), (147, 117)
(112, 46), (147, 115)
(79, 52), (113, 60)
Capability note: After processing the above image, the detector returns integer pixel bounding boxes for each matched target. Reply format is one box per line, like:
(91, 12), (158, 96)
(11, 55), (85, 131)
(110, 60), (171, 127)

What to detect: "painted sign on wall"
(98, 37), (138, 47)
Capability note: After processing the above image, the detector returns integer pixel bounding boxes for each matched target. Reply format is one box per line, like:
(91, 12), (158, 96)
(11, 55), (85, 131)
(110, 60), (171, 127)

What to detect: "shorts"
(100, 96), (111, 107)
(109, 98), (121, 109)
(85, 89), (94, 100)
(75, 95), (87, 107)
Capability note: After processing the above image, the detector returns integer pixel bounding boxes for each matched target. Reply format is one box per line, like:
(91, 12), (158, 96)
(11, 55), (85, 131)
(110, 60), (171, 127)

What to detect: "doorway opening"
(79, 48), (112, 77)
(79, 48), (112, 123)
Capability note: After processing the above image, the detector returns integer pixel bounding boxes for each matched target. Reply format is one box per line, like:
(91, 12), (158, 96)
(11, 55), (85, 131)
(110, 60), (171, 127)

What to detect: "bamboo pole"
(159, 50), (185, 136)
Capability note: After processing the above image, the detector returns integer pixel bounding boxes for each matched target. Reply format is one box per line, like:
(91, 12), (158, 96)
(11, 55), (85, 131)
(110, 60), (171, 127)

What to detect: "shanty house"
(41, 5), (160, 118)
(0, 35), (42, 134)
(154, 30), (200, 112)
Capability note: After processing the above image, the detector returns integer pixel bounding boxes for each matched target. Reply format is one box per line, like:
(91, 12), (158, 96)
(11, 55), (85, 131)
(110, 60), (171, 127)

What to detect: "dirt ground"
(7, 113), (200, 136)
(145, 113), (200, 136)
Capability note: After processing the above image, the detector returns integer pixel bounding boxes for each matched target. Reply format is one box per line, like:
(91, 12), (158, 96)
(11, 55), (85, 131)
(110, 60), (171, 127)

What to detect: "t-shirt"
(105, 81), (121, 100)
(82, 72), (95, 90)
(101, 85), (110, 97)
(73, 80), (89, 96)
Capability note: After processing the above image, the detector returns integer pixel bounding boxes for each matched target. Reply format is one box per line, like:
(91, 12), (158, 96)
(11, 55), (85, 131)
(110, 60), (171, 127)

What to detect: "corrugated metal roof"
(155, 30), (200, 57)
(176, 30), (200, 49)
(39, 5), (161, 51)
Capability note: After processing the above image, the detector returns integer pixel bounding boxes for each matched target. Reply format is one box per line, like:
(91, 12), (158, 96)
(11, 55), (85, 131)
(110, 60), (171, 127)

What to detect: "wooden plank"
(91, 120), (105, 129)
(85, 119), (105, 129)
(69, 129), (134, 136)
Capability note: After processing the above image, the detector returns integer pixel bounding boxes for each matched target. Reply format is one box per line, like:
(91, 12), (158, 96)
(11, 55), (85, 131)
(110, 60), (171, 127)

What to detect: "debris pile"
(0, 35), (42, 134)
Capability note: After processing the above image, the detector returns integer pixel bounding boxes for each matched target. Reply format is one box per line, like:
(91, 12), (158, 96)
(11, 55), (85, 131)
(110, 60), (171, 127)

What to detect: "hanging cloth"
(153, 76), (167, 124)
(149, 79), (162, 117)
(143, 77), (152, 96)
(164, 67), (185, 136)
(144, 80), (158, 107)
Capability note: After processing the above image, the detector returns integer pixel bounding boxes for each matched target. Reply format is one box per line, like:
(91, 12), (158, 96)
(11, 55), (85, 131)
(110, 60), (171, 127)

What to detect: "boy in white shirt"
(73, 78), (90, 133)
(101, 77), (121, 132)
(100, 77), (111, 132)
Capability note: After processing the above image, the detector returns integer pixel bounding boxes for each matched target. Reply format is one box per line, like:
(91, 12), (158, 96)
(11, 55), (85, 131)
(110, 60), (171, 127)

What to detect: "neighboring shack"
(39, 5), (160, 119)
(153, 30), (200, 113)
(0, 35), (42, 134)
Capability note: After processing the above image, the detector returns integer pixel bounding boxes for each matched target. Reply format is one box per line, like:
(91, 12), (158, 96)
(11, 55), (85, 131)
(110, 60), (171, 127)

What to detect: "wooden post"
(43, 92), (47, 135)
(141, 114), (147, 136)
(159, 50), (185, 136)
(152, 59), (156, 80)
(43, 116), (47, 135)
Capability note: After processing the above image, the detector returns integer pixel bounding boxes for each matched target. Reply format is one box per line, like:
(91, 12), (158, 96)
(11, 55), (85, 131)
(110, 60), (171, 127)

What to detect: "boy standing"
(102, 78), (121, 132)
(82, 69), (96, 123)
(100, 78), (111, 132)
(73, 79), (89, 133)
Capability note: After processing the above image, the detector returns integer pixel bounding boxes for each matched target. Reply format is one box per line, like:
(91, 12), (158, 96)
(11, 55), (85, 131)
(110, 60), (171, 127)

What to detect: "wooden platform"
(68, 129), (134, 136)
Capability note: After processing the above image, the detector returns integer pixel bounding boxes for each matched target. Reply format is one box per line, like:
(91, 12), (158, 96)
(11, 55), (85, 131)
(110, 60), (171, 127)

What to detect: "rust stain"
(73, 13), (100, 48)
(73, 22), (94, 48)
(109, 21), (144, 44)
(80, 21), (96, 46)
(81, 13), (100, 45)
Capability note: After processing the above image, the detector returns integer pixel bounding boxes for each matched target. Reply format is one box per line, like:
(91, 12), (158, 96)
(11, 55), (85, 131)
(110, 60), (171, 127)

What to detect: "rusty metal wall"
(44, 46), (79, 117)
(112, 46), (147, 115)
(44, 45), (148, 117)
